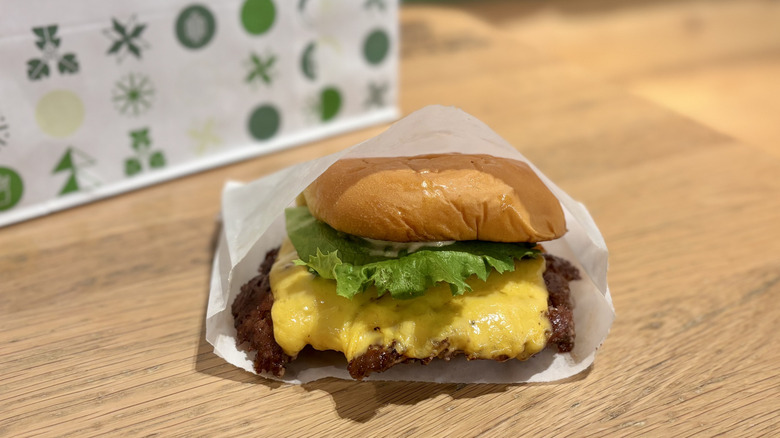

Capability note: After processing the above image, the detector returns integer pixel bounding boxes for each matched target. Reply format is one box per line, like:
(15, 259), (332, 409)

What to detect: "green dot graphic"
(363, 29), (389, 65)
(301, 42), (316, 81)
(176, 5), (217, 50)
(241, 0), (276, 35)
(320, 87), (341, 122)
(248, 104), (280, 140)
(0, 167), (24, 211)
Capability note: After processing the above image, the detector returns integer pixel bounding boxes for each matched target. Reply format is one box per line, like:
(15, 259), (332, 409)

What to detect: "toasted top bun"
(303, 153), (566, 242)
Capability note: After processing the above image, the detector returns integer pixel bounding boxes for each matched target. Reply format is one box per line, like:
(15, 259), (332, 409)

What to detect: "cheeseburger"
(232, 153), (579, 380)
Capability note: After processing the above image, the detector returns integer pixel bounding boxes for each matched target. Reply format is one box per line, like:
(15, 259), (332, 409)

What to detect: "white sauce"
(362, 237), (456, 258)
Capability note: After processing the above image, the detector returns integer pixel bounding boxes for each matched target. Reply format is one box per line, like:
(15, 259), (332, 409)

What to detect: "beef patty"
(232, 249), (579, 380)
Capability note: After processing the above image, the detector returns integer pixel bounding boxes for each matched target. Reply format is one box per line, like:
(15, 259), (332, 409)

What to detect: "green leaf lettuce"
(285, 206), (540, 300)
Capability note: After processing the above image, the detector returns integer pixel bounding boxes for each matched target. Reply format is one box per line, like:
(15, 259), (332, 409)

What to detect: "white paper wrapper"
(206, 105), (614, 384)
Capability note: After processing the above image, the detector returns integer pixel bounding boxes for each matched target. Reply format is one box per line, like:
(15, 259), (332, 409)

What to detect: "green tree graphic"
(52, 147), (97, 195)
(105, 16), (149, 62)
(245, 52), (276, 86)
(27, 25), (80, 80)
(125, 128), (165, 176)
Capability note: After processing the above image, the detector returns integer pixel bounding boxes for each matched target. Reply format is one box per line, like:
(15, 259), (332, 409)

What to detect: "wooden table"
(459, 0), (780, 160)
(2, 6), (779, 437)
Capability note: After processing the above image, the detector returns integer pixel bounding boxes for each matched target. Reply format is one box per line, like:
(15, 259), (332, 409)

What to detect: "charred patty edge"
(231, 250), (579, 380)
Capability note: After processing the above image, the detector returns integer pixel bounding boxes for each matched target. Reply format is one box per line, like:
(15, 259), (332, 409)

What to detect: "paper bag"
(0, 0), (399, 226)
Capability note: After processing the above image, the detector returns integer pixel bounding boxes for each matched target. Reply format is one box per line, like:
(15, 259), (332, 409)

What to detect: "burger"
(232, 153), (580, 380)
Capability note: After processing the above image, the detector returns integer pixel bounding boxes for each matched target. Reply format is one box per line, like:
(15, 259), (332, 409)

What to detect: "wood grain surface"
(459, 0), (780, 159)
(2, 5), (779, 437)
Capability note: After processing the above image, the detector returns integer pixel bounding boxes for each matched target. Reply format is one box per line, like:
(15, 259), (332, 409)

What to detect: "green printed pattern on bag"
(105, 16), (149, 62)
(125, 128), (165, 176)
(3, 1), (397, 224)
(52, 147), (97, 195)
(27, 25), (80, 80)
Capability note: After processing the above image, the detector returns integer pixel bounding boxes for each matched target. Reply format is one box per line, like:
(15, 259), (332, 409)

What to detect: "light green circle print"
(176, 4), (217, 50)
(0, 167), (24, 211)
(35, 90), (85, 138)
(241, 0), (276, 35)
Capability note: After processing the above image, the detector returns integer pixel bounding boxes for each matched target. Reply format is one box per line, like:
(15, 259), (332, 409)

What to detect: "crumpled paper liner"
(206, 105), (614, 384)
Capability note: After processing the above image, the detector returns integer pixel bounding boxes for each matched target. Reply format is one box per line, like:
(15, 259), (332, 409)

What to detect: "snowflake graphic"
(0, 115), (9, 148)
(104, 16), (149, 62)
(112, 73), (155, 116)
(245, 52), (276, 86)
(365, 81), (389, 108)
(188, 118), (222, 155)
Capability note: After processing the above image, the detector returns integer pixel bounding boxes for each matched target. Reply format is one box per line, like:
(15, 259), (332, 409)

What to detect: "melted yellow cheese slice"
(270, 238), (551, 361)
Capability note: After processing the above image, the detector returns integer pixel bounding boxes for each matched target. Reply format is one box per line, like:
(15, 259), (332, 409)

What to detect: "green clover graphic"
(125, 158), (142, 176)
(125, 128), (166, 176)
(27, 25), (80, 80)
(58, 54), (79, 74)
(149, 151), (166, 168)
